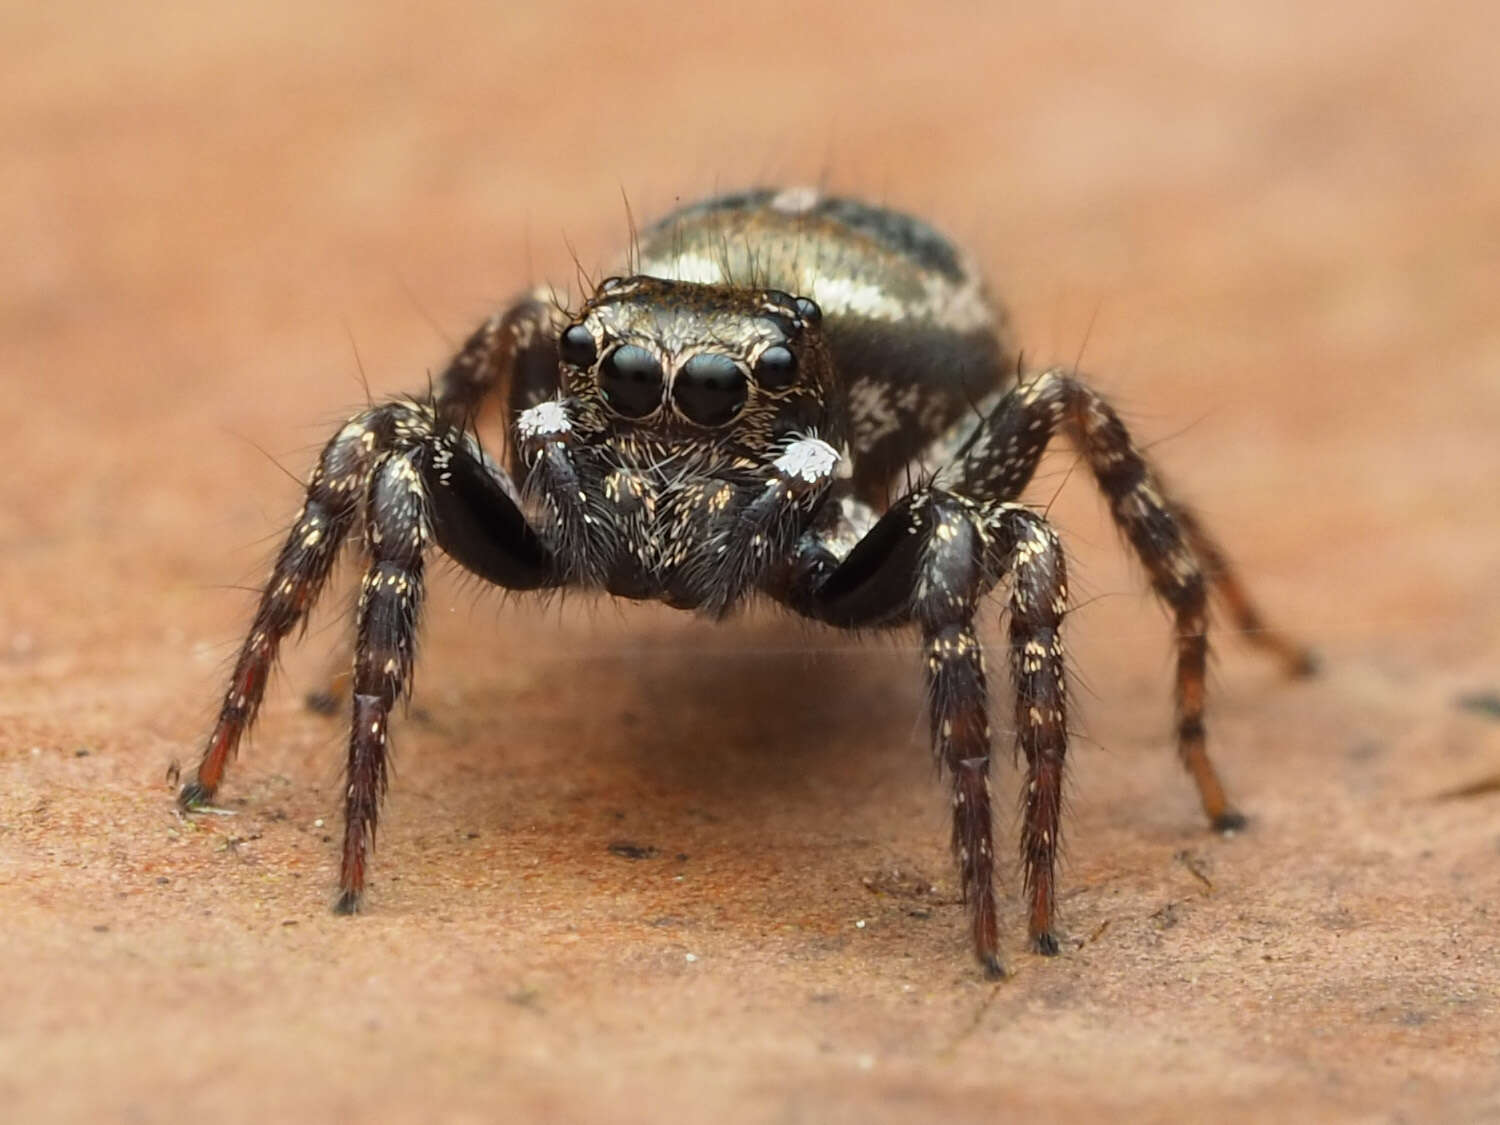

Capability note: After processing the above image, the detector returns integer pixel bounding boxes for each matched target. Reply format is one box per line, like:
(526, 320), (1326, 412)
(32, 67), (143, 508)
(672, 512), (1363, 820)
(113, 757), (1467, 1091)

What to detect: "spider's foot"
(332, 888), (363, 915)
(177, 779), (216, 811)
(1031, 931), (1061, 957)
(980, 951), (1008, 980)
(1212, 810), (1248, 835)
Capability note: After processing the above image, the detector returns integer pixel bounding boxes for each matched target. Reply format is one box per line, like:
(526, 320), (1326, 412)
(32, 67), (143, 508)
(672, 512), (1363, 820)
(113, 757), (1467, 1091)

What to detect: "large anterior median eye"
(674, 353), (748, 427)
(599, 344), (664, 418)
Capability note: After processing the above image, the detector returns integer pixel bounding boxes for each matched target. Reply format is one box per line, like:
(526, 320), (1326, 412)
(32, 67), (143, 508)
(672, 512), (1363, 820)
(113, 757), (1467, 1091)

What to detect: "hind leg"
(933, 367), (1313, 829)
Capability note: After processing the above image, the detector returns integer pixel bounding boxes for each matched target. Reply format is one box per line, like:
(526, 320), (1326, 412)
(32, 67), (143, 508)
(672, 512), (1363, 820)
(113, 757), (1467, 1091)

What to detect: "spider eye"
(753, 345), (797, 390)
(675, 353), (748, 427)
(559, 324), (597, 369)
(599, 344), (664, 418)
(794, 297), (821, 326)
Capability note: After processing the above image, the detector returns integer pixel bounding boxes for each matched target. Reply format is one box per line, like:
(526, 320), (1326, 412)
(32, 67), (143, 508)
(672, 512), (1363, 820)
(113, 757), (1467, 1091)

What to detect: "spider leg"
(946, 375), (1313, 668)
(999, 509), (1070, 956)
(783, 488), (1064, 974)
(934, 367), (1312, 830)
(181, 408), (396, 807)
(180, 400), (556, 908)
(514, 398), (616, 586)
(303, 295), (562, 712)
(432, 292), (562, 467)
(779, 364), (1311, 967)
(1168, 501), (1318, 677)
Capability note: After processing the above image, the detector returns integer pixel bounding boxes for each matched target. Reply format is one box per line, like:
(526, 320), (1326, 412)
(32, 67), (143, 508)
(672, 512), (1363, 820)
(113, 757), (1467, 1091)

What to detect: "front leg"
(181, 403), (421, 807)
(305, 295), (563, 714)
(999, 508), (1069, 955)
(181, 400), (558, 909)
(805, 490), (1075, 968)
(785, 487), (1031, 975)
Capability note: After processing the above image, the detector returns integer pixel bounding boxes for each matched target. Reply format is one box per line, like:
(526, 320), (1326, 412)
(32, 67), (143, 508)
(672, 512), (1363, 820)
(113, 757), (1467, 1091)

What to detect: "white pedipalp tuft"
(772, 437), (841, 488)
(515, 400), (572, 441)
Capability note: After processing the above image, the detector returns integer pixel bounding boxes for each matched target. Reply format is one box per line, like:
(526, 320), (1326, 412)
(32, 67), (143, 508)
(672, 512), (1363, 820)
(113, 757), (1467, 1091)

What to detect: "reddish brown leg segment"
(998, 507), (1070, 953)
(300, 298), (559, 722)
(335, 449), (428, 911)
(178, 412), (391, 806)
(1060, 375), (1246, 830)
(945, 368), (1304, 832)
(914, 495), (1003, 977)
(1170, 503), (1319, 678)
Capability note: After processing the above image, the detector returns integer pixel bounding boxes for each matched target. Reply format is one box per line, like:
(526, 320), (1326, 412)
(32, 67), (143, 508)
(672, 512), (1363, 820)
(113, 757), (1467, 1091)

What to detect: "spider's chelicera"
(179, 187), (1314, 976)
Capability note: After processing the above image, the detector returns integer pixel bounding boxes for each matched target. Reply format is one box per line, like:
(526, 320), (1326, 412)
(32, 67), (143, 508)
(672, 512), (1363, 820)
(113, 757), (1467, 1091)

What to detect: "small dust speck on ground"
(1454, 690), (1500, 719)
(608, 841), (658, 860)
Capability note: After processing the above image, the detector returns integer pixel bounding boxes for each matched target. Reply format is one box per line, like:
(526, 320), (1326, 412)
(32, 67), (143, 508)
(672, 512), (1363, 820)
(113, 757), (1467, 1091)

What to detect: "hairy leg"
(995, 506), (1070, 953)
(302, 297), (562, 710)
(335, 448), (425, 910)
(786, 485), (1077, 968)
(935, 368), (1312, 828)
(432, 293), (561, 458)
(180, 404), (424, 805)
(182, 399), (554, 907)
(784, 487), (1010, 972)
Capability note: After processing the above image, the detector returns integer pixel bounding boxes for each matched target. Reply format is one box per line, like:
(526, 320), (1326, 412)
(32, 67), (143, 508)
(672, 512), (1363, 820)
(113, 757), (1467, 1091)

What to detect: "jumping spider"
(179, 187), (1314, 976)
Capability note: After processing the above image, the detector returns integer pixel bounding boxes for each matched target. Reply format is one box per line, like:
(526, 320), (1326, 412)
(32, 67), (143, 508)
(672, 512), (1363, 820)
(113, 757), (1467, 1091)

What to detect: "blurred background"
(3, 2), (1497, 1122)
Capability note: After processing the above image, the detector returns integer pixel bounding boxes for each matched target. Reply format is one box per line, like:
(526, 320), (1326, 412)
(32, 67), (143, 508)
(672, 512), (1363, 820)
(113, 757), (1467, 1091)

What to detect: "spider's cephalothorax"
(179, 186), (1314, 976)
(514, 276), (846, 608)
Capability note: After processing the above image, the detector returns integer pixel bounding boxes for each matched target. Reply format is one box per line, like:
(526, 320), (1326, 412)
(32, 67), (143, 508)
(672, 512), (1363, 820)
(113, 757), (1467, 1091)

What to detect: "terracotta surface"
(3, 3), (1498, 1121)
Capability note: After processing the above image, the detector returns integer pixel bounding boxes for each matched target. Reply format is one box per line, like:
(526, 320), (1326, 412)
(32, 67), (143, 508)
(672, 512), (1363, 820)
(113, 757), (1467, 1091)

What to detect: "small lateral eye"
(753, 344), (797, 390)
(675, 353), (748, 427)
(559, 324), (597, 369)
(794, 297), (821, 326)
(600, 344), (664, 418)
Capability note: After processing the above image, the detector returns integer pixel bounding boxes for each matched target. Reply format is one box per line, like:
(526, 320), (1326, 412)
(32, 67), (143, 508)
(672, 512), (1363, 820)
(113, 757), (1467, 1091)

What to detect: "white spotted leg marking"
(180, 406), (428, 808)
(337, 447), (431, 911)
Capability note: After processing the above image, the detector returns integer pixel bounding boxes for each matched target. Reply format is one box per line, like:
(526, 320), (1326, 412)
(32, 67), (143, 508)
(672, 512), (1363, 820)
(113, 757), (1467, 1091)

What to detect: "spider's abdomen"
(635, 188), (1017, 502)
